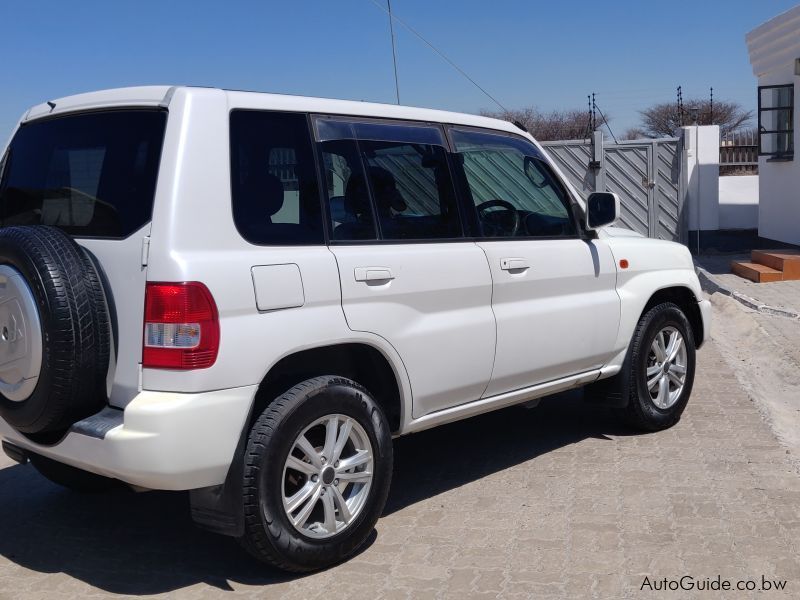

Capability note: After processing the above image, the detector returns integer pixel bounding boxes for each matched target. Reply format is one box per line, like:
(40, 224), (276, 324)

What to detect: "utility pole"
(710, 86), (713, 124)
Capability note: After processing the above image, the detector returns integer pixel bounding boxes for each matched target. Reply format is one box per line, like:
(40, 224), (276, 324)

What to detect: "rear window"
(0, 110), (167, 238)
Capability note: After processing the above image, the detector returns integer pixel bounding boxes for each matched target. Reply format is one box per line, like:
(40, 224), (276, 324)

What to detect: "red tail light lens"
(143, 282), (220, 369)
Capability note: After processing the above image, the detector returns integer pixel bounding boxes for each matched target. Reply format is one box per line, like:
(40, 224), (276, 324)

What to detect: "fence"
(542, 133), (686, 243)
(720, 131), (758, 175)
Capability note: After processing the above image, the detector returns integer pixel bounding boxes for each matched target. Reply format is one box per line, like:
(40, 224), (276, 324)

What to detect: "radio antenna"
(367, 0), (508, 112)
(387, 0), (400, 104)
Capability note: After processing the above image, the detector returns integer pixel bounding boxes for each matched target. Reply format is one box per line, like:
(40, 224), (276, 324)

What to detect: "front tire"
(620, 302), (696, 431)
(239, 376), (393, 572)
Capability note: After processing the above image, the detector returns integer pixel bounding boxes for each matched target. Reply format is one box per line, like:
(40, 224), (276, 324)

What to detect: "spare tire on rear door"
(0, 226), (110, 435)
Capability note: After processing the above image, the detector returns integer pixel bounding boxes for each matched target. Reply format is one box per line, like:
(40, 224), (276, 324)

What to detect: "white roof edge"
(746, 4), (800, 43)
(20, 85), (522, 136)
(746, 5), (800, 76)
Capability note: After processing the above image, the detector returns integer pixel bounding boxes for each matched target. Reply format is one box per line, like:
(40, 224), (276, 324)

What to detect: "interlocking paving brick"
(0, 341), (797, 598)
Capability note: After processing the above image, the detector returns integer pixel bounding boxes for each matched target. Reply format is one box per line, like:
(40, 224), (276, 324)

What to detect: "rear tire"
(29, 453), (119, 493)
(239, 376), (393, 572)
(619, 302), (696, 431)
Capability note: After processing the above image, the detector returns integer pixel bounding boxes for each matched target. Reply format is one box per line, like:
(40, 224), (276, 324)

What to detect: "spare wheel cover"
(0, 265), (43, 401)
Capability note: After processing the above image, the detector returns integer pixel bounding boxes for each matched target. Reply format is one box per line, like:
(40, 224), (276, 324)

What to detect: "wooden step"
(731, 261), (783, 283)
(752, 250), (800, 280)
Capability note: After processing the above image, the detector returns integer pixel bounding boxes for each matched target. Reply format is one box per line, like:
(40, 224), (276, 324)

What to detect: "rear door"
(316, 117), (496, 418)
(0, 110), (168, 407)
(448, 127), (620, 397)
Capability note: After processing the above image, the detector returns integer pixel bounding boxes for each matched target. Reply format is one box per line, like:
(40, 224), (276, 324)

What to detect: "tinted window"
(0, 110), (167, 237)
(230, 111), (323, 245)
(317, 118), (462, 241)
(451, 128), (577, 238)
(319, 136), (377, 241)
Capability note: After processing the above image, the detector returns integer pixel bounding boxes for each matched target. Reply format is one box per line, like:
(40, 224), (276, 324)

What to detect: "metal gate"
(542, 134), (686, 243)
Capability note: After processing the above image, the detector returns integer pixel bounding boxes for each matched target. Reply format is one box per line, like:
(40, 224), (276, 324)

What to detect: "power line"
(592, 96), (618, 144)
(366, 0), (508, 112)
(387, 0), (400, 104)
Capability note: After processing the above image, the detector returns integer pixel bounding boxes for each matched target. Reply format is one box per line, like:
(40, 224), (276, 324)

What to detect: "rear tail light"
(143, 282), (220, 369)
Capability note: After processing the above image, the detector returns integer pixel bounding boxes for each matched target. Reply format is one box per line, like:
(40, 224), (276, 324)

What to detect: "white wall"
(756, 73), (799, 245)
(747, 6), (800, 246)
(683, 125), (720, 231)
(719, 175), (759, 230)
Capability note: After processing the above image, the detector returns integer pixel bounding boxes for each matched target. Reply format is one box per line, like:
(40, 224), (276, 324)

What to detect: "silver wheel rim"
(646, 326), (688, 409)
(0, 266), (43, 402)
(282, 414), (374, 539)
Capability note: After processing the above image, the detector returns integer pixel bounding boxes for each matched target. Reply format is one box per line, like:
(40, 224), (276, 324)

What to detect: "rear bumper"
(0, 385), (256, 490)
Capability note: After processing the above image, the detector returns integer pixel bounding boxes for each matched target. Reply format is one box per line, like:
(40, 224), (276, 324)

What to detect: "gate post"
(682, 125), (720, 252)
(591, 130), (605, 193)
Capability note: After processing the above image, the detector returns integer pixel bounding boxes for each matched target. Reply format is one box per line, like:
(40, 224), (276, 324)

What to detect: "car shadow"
(0, 389), (637, 595)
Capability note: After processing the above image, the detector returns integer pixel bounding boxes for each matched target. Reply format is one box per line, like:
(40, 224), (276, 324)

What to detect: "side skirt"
(402, 369), (602, 435)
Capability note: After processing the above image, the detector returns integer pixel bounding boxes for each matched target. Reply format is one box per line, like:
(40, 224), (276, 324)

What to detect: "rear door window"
(230, 111), (324, 245)
(0, 110), (167, 238)
(316, 118), (463, 242)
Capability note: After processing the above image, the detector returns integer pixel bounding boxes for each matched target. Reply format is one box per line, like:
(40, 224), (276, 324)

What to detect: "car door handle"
(354, 267), (394, 282)
(500, 258), (529, 271)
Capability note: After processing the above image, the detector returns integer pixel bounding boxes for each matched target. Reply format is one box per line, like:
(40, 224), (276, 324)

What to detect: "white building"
(746, 5), (800, 246)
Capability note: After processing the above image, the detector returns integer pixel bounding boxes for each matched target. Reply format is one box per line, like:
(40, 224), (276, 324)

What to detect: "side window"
(230, 111), (323, 245)
(316, 118), (462, 241)
(450, 128), (577, 238)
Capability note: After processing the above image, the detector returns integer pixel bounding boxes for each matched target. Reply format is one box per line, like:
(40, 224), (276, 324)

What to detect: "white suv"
(0, 86), (710, 571)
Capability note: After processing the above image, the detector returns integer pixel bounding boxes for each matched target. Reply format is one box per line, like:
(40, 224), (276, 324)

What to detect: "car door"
(448, 126), (620, 397)
(316, 117), (496, 418)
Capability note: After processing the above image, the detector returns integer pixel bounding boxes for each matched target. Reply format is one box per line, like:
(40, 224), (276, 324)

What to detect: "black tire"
(239, 376), (393, 572)
(0, 226), (110, 434)
(619, 302), (696, 431)
(29, 453), (119, 493)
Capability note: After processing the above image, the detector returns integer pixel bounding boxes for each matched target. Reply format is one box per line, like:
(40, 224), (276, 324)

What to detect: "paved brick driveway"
(1, 341), (798, 599)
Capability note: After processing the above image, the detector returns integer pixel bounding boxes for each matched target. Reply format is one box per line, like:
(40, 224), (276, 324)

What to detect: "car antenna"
(46, 101), (56, 111)
(513, 120), (528, 133)
(367, 0), (508, 113)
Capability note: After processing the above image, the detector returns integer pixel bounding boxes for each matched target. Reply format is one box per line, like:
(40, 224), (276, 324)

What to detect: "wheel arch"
(250, 342), (407, 435)
(640, 285), (704, 349)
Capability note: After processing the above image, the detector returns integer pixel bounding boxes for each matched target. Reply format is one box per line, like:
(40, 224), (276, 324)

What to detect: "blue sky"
(1, 0), (798, 141)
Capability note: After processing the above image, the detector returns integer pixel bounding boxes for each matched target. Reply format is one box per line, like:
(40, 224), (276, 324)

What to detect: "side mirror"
(586, 192), (619, 230)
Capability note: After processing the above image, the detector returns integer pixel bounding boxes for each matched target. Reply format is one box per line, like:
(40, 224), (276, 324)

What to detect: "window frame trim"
(757, 83), (794, 159)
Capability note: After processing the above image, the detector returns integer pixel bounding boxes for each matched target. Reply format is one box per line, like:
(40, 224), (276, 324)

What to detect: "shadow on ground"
(0, 390), (636, 595)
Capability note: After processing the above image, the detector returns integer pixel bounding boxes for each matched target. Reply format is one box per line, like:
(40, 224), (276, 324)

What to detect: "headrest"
(344, 167), (407, 217)
(241, 170), (285, 217)
(345, 172), (371, 217)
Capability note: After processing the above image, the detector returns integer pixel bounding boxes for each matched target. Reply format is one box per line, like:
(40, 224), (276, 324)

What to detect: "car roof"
(22, 85), (523, 136)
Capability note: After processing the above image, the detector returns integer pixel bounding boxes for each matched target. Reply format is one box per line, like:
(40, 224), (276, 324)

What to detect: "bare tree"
(622, 127), (647, 140)
(635, 99), (752, 138)
(481, 107), (601, 141)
